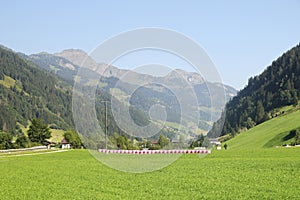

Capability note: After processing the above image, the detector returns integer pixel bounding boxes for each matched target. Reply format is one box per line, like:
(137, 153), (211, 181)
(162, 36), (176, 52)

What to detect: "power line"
(101, 100), (109, 149)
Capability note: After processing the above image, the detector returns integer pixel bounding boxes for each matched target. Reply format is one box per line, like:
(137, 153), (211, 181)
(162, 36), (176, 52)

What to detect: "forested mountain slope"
(209, 43), (300, 138)
(0, 46), (157, 144)
(0, 47), (74, 133)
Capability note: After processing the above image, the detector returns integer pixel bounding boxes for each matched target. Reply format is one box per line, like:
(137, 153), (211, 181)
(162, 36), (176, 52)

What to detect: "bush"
(292, 129), (300, 145)
(64, 130), (82, 149)
(14, 134), (30, 148)
(158, 134), (169, 148)
(0, 132), (12, 149)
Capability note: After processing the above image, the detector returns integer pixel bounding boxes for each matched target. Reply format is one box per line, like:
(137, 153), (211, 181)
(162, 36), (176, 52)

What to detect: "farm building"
(210, 138), (222, 150)
(172, 139), (183, 149)
(61, 138), (70, 149)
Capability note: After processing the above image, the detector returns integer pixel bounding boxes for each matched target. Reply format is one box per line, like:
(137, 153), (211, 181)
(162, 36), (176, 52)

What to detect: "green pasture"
(226, 109), (300, 150)
(0, 147), (299, 199)
(1, 108), (300, 199)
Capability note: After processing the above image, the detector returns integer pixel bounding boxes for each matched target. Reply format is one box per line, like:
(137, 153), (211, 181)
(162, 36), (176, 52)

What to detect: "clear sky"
(1, 0), (300, 89)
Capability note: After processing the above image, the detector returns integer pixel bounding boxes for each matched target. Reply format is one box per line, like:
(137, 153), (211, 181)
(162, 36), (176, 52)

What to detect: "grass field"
(49, 65), (60, 73)
(226, 109), (300, 150)
(0, 75), (16, 88)
(0, 75), (28, 95)
(0, 148), (299, 199)
(49, 129), (65, 143)
(1, 109), (300, 199)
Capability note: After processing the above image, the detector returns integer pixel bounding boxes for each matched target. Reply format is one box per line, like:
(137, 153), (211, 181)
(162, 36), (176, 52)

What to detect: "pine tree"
(292, 91), (298, 106)
(27, 118), (51, 144)
(255, 101), (265, 124)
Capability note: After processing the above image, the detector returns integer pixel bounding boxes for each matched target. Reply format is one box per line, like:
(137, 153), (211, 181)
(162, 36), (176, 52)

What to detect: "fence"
(98, 149), (211, 154)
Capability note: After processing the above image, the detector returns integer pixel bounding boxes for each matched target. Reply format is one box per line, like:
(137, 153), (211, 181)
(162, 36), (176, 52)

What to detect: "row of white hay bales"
(98, 149), (211, 154)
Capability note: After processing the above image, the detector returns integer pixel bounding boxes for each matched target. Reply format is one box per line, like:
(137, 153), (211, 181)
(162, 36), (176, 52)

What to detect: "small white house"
(61, 138), (70, 149)
(209, 138), (222, 150)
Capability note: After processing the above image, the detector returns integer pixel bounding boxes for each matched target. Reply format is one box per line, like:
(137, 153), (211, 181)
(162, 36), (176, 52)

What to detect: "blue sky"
(1, 0), (300, 89)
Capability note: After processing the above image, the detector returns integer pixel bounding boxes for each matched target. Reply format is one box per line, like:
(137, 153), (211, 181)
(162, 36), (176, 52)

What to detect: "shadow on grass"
(263, 130), (295, 148)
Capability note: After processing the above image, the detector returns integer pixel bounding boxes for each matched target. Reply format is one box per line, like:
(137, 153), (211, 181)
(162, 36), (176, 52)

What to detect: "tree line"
(0, 118), (82, 150)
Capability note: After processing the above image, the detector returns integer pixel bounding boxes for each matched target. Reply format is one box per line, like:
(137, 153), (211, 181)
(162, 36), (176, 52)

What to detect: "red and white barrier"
(98, 149), (211, 154)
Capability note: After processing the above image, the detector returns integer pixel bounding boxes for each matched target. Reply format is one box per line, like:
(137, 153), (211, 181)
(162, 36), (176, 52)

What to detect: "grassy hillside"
(225, 109), (300, 150)
(48, 129), (65, 143)
(0, 75), (17, 89)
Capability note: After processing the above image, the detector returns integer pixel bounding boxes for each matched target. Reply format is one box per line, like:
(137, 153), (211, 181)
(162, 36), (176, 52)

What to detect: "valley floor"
(0, 148), (299, 199)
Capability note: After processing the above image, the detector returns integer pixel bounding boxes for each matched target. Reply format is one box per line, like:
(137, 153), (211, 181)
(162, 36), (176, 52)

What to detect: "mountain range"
(1, 41), (299, 145)
(20, 48), (236, 134)
(0, 44), (237, 147)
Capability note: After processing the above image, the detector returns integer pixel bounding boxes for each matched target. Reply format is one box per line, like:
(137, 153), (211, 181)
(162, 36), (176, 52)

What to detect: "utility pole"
(102, 100), (109, 149)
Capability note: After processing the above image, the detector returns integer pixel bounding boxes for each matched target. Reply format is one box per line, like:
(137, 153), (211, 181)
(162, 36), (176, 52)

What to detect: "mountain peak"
(54, 49), (98, 70)
(165, 69), (204, 85)
(54, 49), (88, 61)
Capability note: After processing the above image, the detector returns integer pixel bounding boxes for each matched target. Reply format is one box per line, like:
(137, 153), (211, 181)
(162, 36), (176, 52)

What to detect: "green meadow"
(1, 109), (300, 199)
(226, 109), (300, 149)
(0, 148), (299, 199)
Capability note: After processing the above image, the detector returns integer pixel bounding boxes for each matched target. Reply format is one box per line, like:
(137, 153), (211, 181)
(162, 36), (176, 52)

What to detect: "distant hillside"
(18, 52), (78, 81)
(26, 49), (237, 132)
(209, 43), (300, 138)
(0, 46), (144, 140)
(0, 45), (186, 148)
